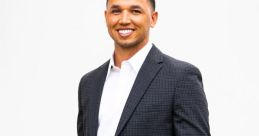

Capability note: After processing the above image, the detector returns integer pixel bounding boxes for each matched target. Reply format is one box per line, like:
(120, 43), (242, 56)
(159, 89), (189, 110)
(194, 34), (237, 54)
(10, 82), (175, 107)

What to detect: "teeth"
(118, 29), (133, 36)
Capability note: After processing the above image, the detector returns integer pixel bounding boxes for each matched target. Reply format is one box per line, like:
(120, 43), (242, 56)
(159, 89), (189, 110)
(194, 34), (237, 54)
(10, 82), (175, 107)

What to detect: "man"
(77, 0), (210, 135)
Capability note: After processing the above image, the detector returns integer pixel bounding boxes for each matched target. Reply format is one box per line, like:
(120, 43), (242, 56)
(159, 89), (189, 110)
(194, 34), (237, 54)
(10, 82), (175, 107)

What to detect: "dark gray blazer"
(77, 45), (210, 136)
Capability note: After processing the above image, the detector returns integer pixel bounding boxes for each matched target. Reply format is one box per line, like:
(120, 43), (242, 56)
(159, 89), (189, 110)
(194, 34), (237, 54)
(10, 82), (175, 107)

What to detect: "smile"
(117, 29), (134, 37)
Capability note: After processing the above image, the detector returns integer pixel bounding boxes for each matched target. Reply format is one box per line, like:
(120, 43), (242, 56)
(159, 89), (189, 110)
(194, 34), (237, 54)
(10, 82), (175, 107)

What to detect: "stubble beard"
(113, 33), (149, 50)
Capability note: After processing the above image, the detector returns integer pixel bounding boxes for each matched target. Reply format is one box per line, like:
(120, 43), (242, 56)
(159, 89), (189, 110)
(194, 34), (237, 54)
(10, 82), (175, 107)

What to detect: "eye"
(132, 9), (141, 14)
(111, 9), (121, 14)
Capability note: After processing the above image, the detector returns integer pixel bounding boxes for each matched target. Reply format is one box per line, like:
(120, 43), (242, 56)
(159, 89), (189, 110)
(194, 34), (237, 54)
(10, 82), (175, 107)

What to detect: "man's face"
(105, 0), (157, 49)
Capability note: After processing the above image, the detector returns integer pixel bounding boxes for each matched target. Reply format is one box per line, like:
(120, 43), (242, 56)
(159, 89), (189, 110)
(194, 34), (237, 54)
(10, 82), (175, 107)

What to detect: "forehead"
(107, 0), (151, 9)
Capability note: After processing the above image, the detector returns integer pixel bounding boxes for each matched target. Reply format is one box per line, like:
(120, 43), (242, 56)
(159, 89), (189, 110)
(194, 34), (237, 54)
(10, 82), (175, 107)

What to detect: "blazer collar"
(88, 61), (109, 136)
(115, 44), (164, 136)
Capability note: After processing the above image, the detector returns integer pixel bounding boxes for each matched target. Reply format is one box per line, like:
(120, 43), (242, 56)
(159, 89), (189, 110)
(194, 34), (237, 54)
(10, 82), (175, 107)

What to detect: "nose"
(119, 11), (130, 25)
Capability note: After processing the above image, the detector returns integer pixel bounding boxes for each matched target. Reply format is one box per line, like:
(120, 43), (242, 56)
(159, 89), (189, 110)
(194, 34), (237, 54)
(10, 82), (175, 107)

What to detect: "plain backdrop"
(1, 0), (259, 135)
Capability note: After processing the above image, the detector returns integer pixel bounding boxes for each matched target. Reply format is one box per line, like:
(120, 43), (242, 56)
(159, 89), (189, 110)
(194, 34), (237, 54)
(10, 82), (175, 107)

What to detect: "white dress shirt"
(97, 42), (153, 136)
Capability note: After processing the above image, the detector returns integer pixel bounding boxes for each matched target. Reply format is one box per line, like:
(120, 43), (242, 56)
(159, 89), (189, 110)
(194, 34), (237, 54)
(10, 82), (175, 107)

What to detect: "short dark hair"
(106, 0), (156, 11)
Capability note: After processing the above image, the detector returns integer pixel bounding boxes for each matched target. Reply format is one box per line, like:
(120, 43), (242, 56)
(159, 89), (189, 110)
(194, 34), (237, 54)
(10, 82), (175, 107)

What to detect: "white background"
(1, 0), (259, 135)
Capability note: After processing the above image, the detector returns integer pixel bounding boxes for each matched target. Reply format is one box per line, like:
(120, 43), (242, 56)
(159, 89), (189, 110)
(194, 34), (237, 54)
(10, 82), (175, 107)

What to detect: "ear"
(104, 10), (108, 27)
(150, 11), (158, 28)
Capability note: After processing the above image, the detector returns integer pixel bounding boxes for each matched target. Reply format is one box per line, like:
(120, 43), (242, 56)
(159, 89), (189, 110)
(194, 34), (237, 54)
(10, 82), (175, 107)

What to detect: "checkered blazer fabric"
(77, 45), (210, 136)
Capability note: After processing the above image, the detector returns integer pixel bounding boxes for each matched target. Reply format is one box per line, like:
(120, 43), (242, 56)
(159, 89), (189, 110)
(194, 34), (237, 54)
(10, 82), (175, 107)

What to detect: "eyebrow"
(130, 5), (142, 9)
(110, 5), (120, 9)
(110, 4), (143, 10)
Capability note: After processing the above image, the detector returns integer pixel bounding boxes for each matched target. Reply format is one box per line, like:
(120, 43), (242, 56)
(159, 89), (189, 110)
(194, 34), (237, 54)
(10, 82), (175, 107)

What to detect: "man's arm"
(77, 77), (85, 136)
(173, 66), (210, 136)
(77, 106), (84, 136)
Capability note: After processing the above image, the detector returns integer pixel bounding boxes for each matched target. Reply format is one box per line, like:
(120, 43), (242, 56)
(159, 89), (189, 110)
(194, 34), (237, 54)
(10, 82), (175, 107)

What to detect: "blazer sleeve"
(77, 76), (85, 136)
(173, 65), (210, 136)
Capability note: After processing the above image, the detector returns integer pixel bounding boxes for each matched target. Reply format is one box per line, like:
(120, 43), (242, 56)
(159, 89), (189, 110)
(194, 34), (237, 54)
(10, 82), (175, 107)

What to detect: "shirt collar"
(127, 41), (152, 74)
(107, 41), (153, 77)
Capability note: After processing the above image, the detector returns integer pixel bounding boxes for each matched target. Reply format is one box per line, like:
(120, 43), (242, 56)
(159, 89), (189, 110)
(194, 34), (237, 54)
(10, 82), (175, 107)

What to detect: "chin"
(116, 40), (141, 49)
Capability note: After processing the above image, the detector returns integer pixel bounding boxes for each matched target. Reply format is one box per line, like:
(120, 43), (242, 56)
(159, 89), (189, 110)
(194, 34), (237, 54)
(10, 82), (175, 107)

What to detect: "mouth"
(117, 28), (134, 37)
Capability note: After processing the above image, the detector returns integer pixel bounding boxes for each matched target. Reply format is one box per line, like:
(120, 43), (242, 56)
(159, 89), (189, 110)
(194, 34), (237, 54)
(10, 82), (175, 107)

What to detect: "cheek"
(134, 17), (150, 28)
(107, 18), (118, 27)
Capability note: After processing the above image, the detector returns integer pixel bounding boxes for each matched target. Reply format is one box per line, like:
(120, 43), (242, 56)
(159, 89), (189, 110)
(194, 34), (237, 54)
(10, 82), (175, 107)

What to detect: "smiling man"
(77, 0), (210, 136)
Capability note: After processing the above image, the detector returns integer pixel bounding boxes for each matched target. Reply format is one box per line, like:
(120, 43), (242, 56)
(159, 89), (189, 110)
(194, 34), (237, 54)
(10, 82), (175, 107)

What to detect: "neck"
(114, 41), (148, 68)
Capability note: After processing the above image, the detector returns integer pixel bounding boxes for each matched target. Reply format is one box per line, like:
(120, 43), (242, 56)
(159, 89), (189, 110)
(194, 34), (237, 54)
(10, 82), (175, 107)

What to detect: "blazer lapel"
(88, 61), (109, 136)
(115, 45), (164, 136)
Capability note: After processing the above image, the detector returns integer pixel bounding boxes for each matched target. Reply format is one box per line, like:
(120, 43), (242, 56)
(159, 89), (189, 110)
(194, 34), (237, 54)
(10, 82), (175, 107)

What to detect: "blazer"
(77, 45), (210, 136)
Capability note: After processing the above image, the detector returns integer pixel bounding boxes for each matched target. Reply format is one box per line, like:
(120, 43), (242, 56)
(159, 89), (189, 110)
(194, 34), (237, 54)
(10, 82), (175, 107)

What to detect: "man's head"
(105, 0), (158, 50)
